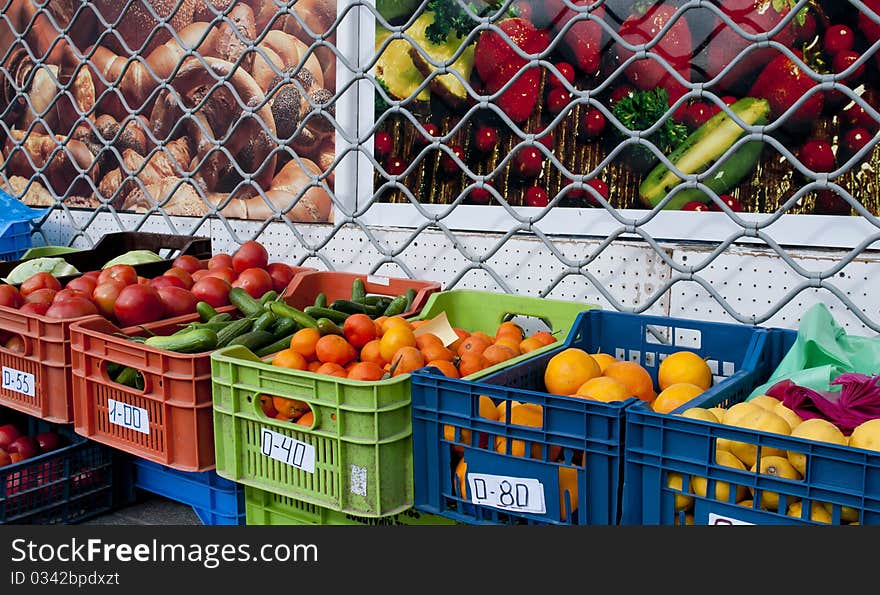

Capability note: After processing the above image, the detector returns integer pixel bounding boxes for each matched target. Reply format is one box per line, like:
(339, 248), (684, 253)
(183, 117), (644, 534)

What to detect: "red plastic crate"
(282, 271), (442, 318)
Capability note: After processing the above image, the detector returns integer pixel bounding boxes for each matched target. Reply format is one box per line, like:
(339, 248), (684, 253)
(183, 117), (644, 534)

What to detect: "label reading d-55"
(2, 367), (34, 397)
(468, 473), (546, 514)
(260, 428), (316, 473)
(107, 398), (150, 434)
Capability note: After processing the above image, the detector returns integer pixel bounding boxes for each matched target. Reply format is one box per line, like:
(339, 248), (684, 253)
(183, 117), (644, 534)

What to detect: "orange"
(360, 339), (385, 365)
(410, 320), (428, 330)
(519, 337), (544, 354)
(449, 328), (469, 352)
(390, 346), (425, 376)
(307, 361), (322, 372)
(272, 396), (310, 420)
(603, 361), (656, 403)
(415, 333), (443, 350)
(444, 395), (498, 454)
(652, 382), (705, 414)
(295, 411), (314, 427)
(454, 458), (468, 499)
(373, 319), (384, 337)
(543, 348), (601, 396)
(258, 394), (277, 416)
(272, 348), (308, 371)
(426, 360), (459, 378)
(658, 351), (713, 391)
(288, 328), (321, 361)
(494, 336), (522, 355)
(494, 402), (544, 458)
(495, 321), (524, 342)
(574, 376), (631, 403)
(347, 361), (386, 381)
(470, 331), (495, 345)
(590, 352), (617, 373)
(457, 352), (490, 377)
(315, 362), (348, 378)
(420, 342), (455, 363)
(531, 331), (557, 346)
(380, 316), (410, 334)
(559, 466), (579, 522)
(379, 325), (417, 362)
(315, 334), (357, 366)
(343, 313), (377, 349)
(483, 344), (517, 366)
(457, 335), (491, 357)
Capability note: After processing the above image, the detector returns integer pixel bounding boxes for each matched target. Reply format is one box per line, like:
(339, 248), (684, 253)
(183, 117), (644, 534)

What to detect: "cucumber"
(253, 310), (277, 333)
(364, 295), (389, 306)
(304, 306), (349, 324)
(314, 292), (327, 308)
(639, 97), (770, 210)
(330, 300), (380, 316)
(255, 333), (297, 358)
(196, 301), (218, 322)
(114, 366), (141, 389)
(316, 318), (345, 336)
(267, 302), (319, 330)
(144, 328), (219, 353)
(260, 290), (279, 305)
(404, 288), (417, 311)
(226, 330), (275, 351)
(216, 317), (255, 347)
(270, 316), (297, 340)
(208, 313), (232, 324)
(229, 287), (264, 318)
(383, 294), (408, 317)
(351, 278), (366, 303)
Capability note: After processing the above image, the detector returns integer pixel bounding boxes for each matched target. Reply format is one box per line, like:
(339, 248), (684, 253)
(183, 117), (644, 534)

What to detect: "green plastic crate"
(211, 289), (596, 517)
(244, 486), (458, 526)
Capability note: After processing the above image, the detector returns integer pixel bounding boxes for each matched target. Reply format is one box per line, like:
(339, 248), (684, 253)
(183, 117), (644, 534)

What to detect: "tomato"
(157, 287), (198, 317)
(232, 240), (269, 275)
(24, 288), (58, 306)
(191, 269), (210, 283)
(232, 267), (273, 299)
(53, 288), (91, 303)
(97, 264), (138, 287)
(267, 263), (296, 293)
(92, 280), (126, 319)
(66, 276), (97, 297)
(191, 276), (231, 308)
(137, 276), (150, 285)
(0, 285), (23, 308)
(19, 302), (49, 316)
(114, 285), (165, 327)
(163, 267), (194, 289)
(204, 266), (235, 284)
(172, 255), (204, 275)
(0, 424), (22, 449)
(82, 271), (102, 282)
(45, 297), (99, 319)
(149, 275), (186, 291)
(20, 272), (61, 297)
(208, 253), (233, 270)
(3, 335), (25, 353)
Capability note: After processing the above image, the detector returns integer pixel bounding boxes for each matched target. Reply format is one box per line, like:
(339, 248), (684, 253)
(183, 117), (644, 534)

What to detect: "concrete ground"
(82, 494), (202, 526)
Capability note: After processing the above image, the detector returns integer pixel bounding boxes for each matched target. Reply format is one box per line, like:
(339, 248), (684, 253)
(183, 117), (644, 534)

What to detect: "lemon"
(691, 450), (747, 503)
(750, 455), (802, 512)
(726, 408), (791, 468)
(786, 418), (847, 475)
(787, 501), (832, 524)
(666, 472), (694, 512)
(749, 394), (782, 411)
(678, 407), (720, 423)
(773, 402), (803, 431)
(848, 419), (880, 453)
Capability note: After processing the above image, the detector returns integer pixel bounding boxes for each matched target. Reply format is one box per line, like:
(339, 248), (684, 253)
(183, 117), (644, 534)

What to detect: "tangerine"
(307, 361), (322, 372)
(590, 352), (617, 373)
(449, 328), (470, 352)
(519, 337), (544, 354)
(380, 316), (410, 334)
(272, 348), (308, 370)
(494, 402), (544, 458)
(421, 342), (455, 363)
(295, 411), (314, 427)
(272, 396), (310, 420)
(458, 352), (490, 377)
(360, 339), (385, 365)
(494, 336), (522, 355)
(559, 466), (579, 522)
(658, 351), (713, 391)
(390, 346), (425, 376)
(457, 335), (491, 357)
(652, 383), (705, 414)
(426, 360), (459, 378)
(288, 328), (321, 361)
(315, 362), (348, 378)
(574, 376), (631, 403)
(315, 334), (357, 365)
(496, 321), (524, 341)
(415, 333), (443, 350)
(531, 331), (557, 346)
(470, 331), (495, 345)
(454, 458), (468, 498)
(483, 344), (517, 366)
(603, 361), (656, 403)
(380, 325), (417, 362)
(347, 361), (386, 381)
(544, 348), (601, 396)
(343, 313), (377, 349)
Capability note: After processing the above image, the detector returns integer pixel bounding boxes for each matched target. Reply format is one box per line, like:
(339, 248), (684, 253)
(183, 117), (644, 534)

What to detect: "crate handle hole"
(103, 361), (149, 393)
(500, 313), (554, 337)
(0, 331), (30, 356)
(255, 392), (315, 427)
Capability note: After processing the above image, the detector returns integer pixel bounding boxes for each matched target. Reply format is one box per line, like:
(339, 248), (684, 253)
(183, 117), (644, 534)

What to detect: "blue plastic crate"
(0, 220), (33, 262)
(0, 414), (124, 525)
(411, 309), (770, 526)
(132, 458), (245, 526)
(622, 326), (880, 526)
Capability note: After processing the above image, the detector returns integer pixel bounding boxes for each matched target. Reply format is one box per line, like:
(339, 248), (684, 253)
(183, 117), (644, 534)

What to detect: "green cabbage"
(3, 257), (80, 284)
(102, 250), (164, 269)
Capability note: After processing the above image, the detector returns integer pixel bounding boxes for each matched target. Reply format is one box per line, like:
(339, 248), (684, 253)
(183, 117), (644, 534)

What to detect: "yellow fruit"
(750, 455), (802, 512)
(749, 395), (782, 411)
(379, 325), (416, 363)
(494, 403), (543, 458)
(603, 361), (656, 403)
(674, 513), (695, 526)
(590, 352), (617, 373)
(495, 400), (521, 423)
(667, 472), (694, 512)
(840, 506), (860, 523)
(543, 348), (601, 396)
(773, 402), (803, 431)
(679, 407), (720, 423)
(737, 498), (754, 508)
(787, 501), (832, 524)
(652, 383), (705, 414)
(575, 376), (630, 403)
(691, 450), (747, 503)
(786, 418), (847, 475)
(721, 402), (762, 425)
(559, 466), (579, 522)
(454, 458), (467, 498)
(725, 408), (791, 468)
(443, 395), (499, 449)
(658, 351), (713, 391)
(848, 419), (880, 452)
(708, 407), (727, 424)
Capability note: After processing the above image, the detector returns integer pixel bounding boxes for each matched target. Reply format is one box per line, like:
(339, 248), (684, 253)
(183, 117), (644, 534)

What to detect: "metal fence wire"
(2, 0), (880, 330)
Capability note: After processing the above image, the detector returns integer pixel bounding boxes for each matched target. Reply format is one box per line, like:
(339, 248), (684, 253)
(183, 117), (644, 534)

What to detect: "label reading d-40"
(260, 428), (315, 473)
(468, 473), (546, 514)
(2, 367), (34, 397)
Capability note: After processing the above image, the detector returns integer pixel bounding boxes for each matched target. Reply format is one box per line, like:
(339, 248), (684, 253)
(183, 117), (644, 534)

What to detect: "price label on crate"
(468, 473), (546, 514)
(707, 513), (754, 526)
(260, 428), (315, 473)
(2, 367), (35, 397)
(107, 398), (150, 434)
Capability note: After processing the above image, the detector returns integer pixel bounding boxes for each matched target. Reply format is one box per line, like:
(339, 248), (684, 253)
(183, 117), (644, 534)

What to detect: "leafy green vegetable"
(424, 0), (515, 45)
(611, 87), (688, 170)
(3, 257), (79, 284)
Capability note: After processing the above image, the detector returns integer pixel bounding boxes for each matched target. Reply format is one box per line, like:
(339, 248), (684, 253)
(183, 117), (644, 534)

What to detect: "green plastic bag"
(748, 303), (880, 400)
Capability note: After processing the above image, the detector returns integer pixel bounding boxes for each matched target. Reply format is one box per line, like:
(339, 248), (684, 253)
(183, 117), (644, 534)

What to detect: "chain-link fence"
(3, 0), (880, 331)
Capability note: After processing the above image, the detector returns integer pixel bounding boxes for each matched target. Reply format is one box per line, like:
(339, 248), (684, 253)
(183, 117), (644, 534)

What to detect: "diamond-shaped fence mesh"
(3, 0), (880, 332)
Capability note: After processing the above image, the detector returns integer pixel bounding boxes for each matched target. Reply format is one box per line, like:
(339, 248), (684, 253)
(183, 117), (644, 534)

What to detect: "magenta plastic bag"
(767, 373), (880, 435)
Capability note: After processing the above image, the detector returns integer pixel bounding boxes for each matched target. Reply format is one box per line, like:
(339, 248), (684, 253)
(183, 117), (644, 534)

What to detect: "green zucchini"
(267, 302), (319, 330)
(304, 306), (349, 324)
(253, 311), (277, 333)
(226, 330), (275, 351)
(196, 301), (218, 322)
(216, 317), (255, 347)
(639, 97), (770, 210)
(144, 328), (219, 353)
(229, 287), (264, 318)
(314, 292), (327, 308)
(316, 317), (345, 336)
(255, 333), (297, 358)
(270, 316), (297, 340)
(351, 278), (366, 303)
(383, 294), (408, 317)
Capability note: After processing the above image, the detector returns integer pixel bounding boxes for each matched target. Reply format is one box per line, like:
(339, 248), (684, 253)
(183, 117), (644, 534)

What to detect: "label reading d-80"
(2, 367), (34, 397)
(468, 473), (546, 514)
